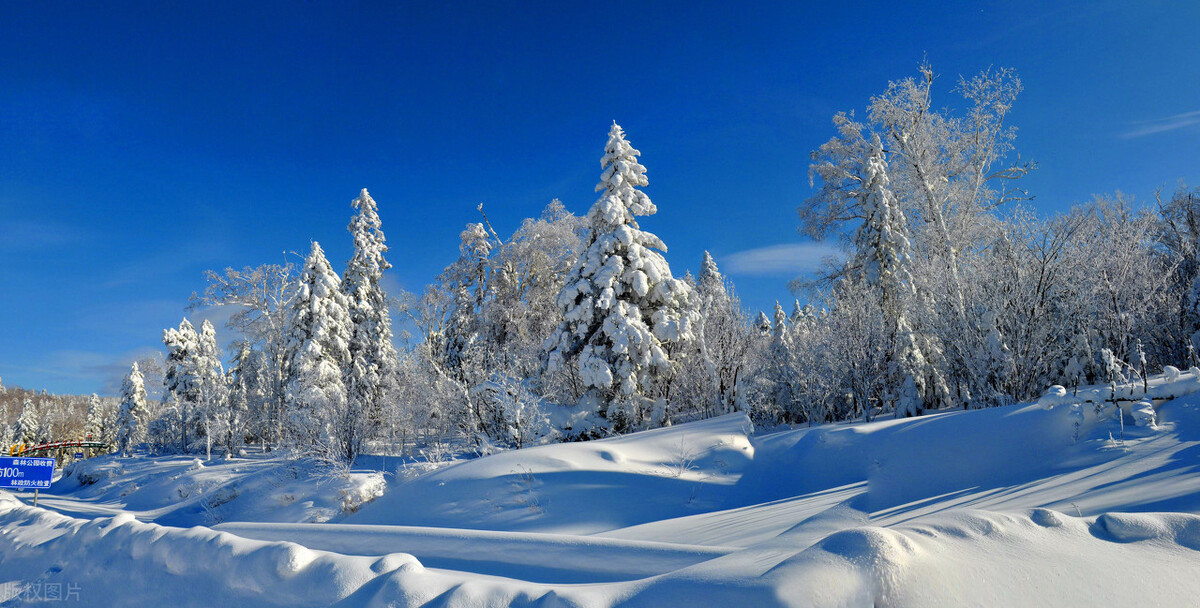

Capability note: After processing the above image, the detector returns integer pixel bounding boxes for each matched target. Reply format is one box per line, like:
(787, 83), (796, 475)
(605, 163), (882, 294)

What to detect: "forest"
(7, 64), (1198, 466)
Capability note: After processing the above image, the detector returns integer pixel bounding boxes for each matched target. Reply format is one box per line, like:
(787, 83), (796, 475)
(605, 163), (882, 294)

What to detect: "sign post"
(0, 456), (55, 507)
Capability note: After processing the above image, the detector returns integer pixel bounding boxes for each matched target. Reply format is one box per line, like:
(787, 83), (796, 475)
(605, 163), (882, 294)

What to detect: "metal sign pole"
(33, 488), (38, 507)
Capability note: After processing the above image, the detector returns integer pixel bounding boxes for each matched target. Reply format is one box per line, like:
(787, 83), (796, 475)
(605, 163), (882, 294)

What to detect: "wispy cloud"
(0, 345), (161, 396)
(722, 243), (841, 277)
(1122, 110), (1200, 139)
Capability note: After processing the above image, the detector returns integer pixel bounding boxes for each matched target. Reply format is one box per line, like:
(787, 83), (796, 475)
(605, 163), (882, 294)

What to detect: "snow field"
(4, 370), (1200, 606)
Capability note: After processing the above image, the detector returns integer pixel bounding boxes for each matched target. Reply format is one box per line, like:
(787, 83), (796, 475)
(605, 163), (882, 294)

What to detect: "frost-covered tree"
(399, 200), (585, 444)
(853, 135), (948, 416)
(84, 393), (104, 441)
(754, 311), (772, 336)
(689, 251), (753, 417)
(190, 263), (296, 450)
(484, 201), (585, 381)
(343, 188), (399, 437)
(283, 241), (354, 462)
(15, 398), (40, 444)
(543, 123), (696, 431)
(115, 362), (149, 455)
(196, 319), (228, 459)
(163, 318), (203, 452)
(0, 407), (12, 451)
(227, 341), (266, 453)
(1156, 184), (1200, 358)
(804, 63), (1031, 414)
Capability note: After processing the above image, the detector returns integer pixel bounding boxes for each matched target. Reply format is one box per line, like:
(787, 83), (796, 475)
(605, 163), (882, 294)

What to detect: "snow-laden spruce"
(197, 319), (228, 459)
(84, 393), (104, 442)
(0, 403), (11, 448)
(15, 398), (39, 443)
(342, 189), (398, 446)
(855, 135), (948, 417)
(691, 251), (752, 416)
(543, 122), (697, 430)
(115, 362), (149, 454)
(283, 241), (354, 462)
(163, 318), (203, 451)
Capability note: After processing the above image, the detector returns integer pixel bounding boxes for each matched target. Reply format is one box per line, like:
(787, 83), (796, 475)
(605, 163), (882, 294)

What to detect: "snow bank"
(0, 493), (422, 607)
(53, 454), (386, 526)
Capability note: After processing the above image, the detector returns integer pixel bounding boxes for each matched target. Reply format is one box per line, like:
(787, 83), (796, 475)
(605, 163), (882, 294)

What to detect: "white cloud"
(722, 242), (841, 277)
(1122, 110), (1200, 139)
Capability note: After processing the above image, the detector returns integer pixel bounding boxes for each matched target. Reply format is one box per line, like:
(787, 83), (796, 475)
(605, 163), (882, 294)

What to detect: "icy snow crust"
(4, 372), (1200, 606)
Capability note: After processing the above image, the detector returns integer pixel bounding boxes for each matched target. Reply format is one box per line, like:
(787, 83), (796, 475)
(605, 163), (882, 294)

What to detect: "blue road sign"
(0, 457), (55, 489)
(74, 452), (84, 459)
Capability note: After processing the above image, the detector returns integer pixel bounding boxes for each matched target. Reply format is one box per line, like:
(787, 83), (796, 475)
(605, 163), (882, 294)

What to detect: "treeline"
(107, 63), (1200, 463)
(0, 379), (119, 449)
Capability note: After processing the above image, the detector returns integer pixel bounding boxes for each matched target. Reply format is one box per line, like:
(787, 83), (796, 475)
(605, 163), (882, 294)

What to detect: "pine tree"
(84, 393), (104, 441)
(115, 362), (150, 455)
(197, 319), (229, 459)
(543, 122), (696, 431)
(16, 398), (40, 444)
(755, 311), (772, 336)
(283, 241), (353, 461)
(855, 135), (947, 417)
(0, 402), (12, 450)
(343, 188), (399, 446)
(768, 302), (796, 421)
(163, 318), (202, 452)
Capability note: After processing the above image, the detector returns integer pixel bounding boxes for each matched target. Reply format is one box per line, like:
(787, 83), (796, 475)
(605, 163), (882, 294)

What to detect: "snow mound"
(49, 454), (386, 526)
(0, 493), (423, 607)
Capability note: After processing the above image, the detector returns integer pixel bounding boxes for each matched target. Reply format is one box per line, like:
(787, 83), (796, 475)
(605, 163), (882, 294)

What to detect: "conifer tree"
(283, 241), (353, 461)
(84, 393), (104, 441)
(16, 398), (40, 444)
(855, 135), (948, 417)
(343, 189), (399, 440)
(197, 319), (228, 458)
(543, 123), (696, 431)
(0, 404), (12, 451)
(163, 318), (202, 452)
(115, 362), (150, 455)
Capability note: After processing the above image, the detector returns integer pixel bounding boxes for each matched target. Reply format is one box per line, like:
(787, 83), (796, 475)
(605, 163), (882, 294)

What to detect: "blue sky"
(1, 1), (1198, 396)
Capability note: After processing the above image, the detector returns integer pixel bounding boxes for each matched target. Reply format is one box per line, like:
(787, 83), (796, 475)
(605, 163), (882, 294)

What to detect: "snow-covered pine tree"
(543, 122), (696, 431)
(197, 319), (228, 459)
(754, 311), (772, 336)
(979, 308), (1014, 406)
(855, 135), (947, 418)
(693, 251), (751, 416)
(84, 393), (103, 441)
(442, 223), (493, 380)
(343, 188), (399, 443)
(767, 302), (797, 422)
(283, 241), (354, 462)
(0, 405), (11, 451)
(163, 318), (202, 452)
(15, 398), (39, 444)
(115, 362), (150, 455)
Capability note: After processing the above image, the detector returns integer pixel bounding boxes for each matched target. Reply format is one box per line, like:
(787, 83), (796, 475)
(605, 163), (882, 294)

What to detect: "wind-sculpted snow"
(4, 373), (1200, 605)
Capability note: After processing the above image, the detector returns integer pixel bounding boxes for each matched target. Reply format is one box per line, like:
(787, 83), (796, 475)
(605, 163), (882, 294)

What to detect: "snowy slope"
(3, 372), (1200, 606)
(44, 453), (385, 527)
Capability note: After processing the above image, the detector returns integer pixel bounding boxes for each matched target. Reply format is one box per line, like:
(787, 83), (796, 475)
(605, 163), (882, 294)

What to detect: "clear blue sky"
(2, 1), (1198, 396)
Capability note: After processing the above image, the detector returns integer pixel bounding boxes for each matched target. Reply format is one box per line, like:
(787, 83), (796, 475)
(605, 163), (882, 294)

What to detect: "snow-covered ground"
(3, 373), (1200, 606)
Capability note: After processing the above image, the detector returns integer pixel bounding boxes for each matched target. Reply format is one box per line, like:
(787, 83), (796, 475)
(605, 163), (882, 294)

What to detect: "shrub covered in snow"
(1163, 365), (1181, 383)
(1131, 399), (1157, 428)
(1038, 385), (1068, 410)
